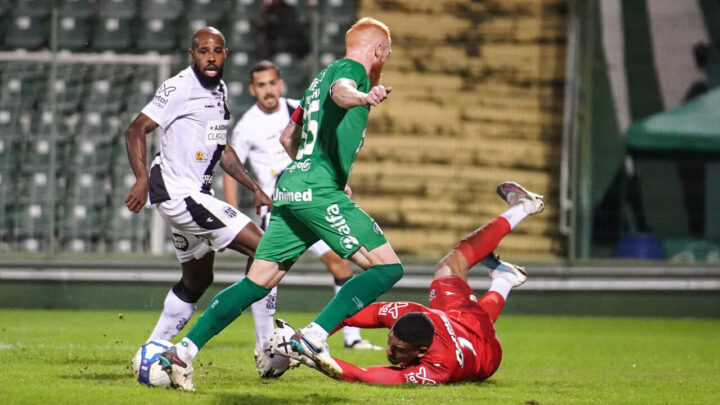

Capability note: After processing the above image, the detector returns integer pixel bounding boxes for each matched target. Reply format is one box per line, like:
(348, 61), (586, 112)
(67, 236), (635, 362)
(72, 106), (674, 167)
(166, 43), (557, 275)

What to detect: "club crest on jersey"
(172, 233), (189, 251)
(223, 206), (237, 218)
(195, 151), (209, 162)
(372, 221), (383, 235)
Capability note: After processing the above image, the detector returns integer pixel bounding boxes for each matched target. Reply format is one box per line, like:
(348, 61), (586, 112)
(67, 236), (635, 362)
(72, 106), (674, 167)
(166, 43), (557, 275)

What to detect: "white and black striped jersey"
(229, 97), (299, 198)
(142, 66), (231, 204)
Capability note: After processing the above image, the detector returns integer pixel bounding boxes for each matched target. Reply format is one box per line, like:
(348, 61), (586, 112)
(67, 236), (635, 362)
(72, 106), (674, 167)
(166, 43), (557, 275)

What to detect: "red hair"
(345, 17), (391, 49)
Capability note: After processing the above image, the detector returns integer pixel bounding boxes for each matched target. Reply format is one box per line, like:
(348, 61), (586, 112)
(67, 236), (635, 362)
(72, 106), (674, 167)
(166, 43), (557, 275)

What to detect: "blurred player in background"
(223, 60), (379, 364)
(162, 17), (402, 390)
(275, 182), (545, 385)
(124, 27), (272, 345)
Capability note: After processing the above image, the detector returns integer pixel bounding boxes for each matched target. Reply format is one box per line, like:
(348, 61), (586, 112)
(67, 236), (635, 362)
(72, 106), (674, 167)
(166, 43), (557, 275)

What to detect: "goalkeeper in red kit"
(270, 181), (544, 384)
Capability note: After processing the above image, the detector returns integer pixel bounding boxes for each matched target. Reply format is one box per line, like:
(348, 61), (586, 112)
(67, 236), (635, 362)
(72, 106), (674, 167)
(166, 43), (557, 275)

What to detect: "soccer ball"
(131, 340), (174, 387)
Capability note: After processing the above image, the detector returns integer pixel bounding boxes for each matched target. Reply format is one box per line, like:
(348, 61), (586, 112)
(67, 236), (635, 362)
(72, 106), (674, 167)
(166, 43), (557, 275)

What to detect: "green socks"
(186, 277), (270, 349)
(314, 263), (403, 332)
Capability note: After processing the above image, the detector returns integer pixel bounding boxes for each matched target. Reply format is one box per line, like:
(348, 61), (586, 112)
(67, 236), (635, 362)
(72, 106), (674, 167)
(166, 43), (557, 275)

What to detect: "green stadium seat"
(136, 18), (178, 53)
(57, 16), (91, 51)
(141, 0), (184, 20)
(83, 78), (126, 114)
(13, 0), (52, 18)
(323, 0), (354, 23)
(185, 0), (228, 23)
(5, 16), (48, 50)
(230, 0), (262, 19)
(98, 0), (138, 19)
(273, 52), (307, 96)
(92, 17), (133, 51)
(319, 20), (348, 54)
(58, 0), (96, 18)
(227, 18), (255, 53)
(1, 72), (46, 109)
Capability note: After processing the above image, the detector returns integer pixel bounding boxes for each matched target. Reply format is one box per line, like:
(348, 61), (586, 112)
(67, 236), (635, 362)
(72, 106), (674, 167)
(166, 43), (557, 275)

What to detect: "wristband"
(290, 105), (304, 125)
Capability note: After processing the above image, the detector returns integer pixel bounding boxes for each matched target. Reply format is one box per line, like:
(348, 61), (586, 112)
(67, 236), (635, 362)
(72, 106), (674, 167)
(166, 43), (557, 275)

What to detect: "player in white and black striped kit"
(223, 62), (380, 374)
(124, 27), (273, 347)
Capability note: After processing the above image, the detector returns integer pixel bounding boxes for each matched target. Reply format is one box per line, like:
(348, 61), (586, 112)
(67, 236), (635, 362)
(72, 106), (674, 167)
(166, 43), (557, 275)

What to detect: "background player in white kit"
(223, 61), (379, 359)
(124, 28), (272, 349)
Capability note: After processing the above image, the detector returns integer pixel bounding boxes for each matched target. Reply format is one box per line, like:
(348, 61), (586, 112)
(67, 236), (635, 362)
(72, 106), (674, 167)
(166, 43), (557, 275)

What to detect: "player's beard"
(369, 61), (383, 88)
(192, 63), (223, 89)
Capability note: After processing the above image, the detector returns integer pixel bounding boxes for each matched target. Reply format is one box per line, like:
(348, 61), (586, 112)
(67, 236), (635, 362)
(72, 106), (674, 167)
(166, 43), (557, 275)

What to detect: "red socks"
(478, 291), (505, 322)
(454, 217), (511, 267)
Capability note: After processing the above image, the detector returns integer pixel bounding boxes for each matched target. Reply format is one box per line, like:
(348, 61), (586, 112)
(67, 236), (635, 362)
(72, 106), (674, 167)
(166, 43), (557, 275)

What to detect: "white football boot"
(290, 325), (343, 377)
(496, 181), (545, 215)
(159, 343), (194, 390)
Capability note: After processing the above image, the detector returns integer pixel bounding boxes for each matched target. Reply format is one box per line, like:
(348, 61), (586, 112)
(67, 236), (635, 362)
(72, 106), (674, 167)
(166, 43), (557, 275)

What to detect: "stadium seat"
(57, 16), (91, 51)
(58, 0), (96, 18)
(83, 78), (126, 114)
(319, 19), (347, 54)
(185, 0), (228, 24)
(136, 18), (178, 53)
(140, 0), (184, 20)
(323, 0), (354, 24)
(227, 18), (255, 53)
(1, 71), (46, 109)
(13, 0), (52, 18)
(230, 0), (262, 19)
(5, 16), (48, 50)
(98, 0), (138, 19)
(92, 18), (133, 52)
(273, 52), (307, 96)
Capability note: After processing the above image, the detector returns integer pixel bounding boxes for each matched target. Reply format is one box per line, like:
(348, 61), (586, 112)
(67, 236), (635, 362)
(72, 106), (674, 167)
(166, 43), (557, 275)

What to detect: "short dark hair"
(250, 60), (281, 82)
(392, 312), (434, 348)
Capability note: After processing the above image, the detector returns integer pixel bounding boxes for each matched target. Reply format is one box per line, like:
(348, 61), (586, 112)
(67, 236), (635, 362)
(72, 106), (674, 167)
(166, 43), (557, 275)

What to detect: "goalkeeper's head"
(189, 27), (228, 89)
(386, 312), (434, 365)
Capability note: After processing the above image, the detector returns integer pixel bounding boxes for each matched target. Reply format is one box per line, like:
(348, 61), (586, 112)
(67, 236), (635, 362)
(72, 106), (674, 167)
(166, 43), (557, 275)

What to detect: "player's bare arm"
(124, 113), (158, 213)
(331, 78), (392, 108)
(220, 144), (273, 215)
(222, 172), (240, 208)
(279, 120), (302, 159)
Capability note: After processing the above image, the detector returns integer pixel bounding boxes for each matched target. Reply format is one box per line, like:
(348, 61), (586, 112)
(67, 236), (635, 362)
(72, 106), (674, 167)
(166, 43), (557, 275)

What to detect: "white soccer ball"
(131, 340), (174, 387)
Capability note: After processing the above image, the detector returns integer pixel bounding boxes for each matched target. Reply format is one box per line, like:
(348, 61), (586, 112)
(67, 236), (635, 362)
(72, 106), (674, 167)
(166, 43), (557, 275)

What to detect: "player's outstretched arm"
(220, 144), (272, 215)
(124, 113), (158, 213)
(331, 79), (392, 108)
(330, 359), (442, 385)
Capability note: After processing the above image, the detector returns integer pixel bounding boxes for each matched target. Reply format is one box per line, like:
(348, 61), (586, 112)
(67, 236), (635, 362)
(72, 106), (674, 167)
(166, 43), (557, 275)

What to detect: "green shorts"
(254, 194), (388, 270)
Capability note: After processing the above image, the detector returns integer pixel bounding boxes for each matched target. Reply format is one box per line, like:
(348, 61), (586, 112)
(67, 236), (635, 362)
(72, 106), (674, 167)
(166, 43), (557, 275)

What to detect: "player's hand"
(344, 184), (352, 197)
(365, 85), (392, 106)
(124, 179), (149, 213)
(254, 188), (273, 216)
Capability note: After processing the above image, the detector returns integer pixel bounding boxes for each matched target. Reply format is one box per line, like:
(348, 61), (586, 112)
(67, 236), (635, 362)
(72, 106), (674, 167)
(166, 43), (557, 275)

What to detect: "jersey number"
(296, 100), (319, 160)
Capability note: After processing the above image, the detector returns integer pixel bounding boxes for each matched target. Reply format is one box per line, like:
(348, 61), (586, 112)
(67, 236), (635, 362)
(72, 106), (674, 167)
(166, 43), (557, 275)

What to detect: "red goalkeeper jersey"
(332, 280), (504, 385)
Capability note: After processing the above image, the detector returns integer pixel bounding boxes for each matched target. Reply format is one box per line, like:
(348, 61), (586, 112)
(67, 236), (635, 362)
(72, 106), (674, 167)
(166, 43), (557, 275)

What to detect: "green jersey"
(274, 59), (370, 207)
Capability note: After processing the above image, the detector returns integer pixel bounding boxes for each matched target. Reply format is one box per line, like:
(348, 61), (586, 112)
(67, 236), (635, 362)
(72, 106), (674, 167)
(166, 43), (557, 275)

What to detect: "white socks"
(251, 286), (278, 351)
(489, 277), (514, 300)
(500, 204), (528, 230)
(335, 283), (362, 345)
(146, 289), (196, 343)
(178, 337), (199, 362)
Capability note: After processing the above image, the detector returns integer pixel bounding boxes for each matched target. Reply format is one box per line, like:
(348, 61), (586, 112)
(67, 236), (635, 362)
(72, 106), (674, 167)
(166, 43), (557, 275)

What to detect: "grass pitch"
(0, 309), (718, 405)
